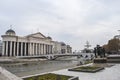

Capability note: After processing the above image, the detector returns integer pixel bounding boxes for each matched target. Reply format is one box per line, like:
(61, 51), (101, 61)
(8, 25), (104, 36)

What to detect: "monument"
(93, 45), (107, 63)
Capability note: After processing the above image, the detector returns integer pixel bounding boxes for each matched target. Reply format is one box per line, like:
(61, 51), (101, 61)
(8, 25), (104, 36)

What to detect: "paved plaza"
(52, 63), (120, 80)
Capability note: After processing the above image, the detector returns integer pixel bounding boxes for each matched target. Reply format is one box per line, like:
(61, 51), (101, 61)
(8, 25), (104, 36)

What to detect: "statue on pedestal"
(94, 45), (106, 58)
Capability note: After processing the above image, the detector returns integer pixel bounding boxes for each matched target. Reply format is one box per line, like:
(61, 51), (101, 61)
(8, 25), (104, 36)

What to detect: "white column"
(40, 43), (41, 55)
(13, 42), (16, 56)
(33, 43), (34, 56)
(42, 44), (43, 54)
(6, 41), (8, 56)
(50, 45), (52, 54)
(31, 43), (33, 56)
(38, 43), (39, 55)
(34, 43), (36, 55)
(10, 41), (12, 56)
(36, 43), (37, 55)
(42, 44), (44, 54)
(39, 43), (40, 55)
(2, 41), (5, 56)
(47, 45), (48, 54)
(21, 42), (23, 56)
(25, 42), (26, 56)
(48, 45), (50, 54)
(46, 45), (47, 54)
(30, 43), (31, 56)
(45, 44), (47, 54)
(44, 44), (45, 54)
(48, 45), (49, 54)
(37, 43), (39, 55)
(43, 44), (45, 54)
(41, 44), (43, 54)
(17, 42), (19, 56)
(44, 44), (46, 54)
(43, 44), (44, 54)
(40, 44), (42, 55)
(50, 45), (53, 54)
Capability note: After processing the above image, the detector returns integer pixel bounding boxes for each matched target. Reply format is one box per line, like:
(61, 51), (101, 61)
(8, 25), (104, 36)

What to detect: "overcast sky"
(0, 0), (120, 51)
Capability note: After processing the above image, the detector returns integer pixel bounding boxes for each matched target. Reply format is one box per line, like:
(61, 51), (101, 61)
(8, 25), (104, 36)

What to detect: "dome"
(47, 36), (52, 39)
(5, 29), (16, 36)
(61, 42), (66, 46)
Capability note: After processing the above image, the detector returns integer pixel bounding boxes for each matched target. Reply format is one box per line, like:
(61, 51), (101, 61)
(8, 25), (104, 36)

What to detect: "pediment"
(26, 32), (46, 38)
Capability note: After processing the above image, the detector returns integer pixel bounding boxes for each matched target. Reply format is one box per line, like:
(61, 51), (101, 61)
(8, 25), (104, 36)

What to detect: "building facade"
(66, 45), (72, 53)
(53, 41), (62, 54)
(1, 29), (72, 57)
(53, 42), (72, 54)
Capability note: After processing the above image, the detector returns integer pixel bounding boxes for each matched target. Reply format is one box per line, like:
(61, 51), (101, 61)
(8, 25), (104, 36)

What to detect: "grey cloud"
(0, 0), (120, 50)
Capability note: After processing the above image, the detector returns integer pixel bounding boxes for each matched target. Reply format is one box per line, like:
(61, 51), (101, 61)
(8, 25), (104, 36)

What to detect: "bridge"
(16, 53), (94, 60)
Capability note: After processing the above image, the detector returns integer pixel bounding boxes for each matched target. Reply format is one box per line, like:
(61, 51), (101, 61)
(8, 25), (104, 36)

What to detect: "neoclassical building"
(1, 29), (72, 57)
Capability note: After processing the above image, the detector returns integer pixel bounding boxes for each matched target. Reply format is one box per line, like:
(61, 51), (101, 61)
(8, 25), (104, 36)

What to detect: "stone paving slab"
(0, 66), (22, 80)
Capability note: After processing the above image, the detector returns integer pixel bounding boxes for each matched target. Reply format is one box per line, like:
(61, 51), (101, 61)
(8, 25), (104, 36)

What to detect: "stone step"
(107, 55), (120, 59)
(93, 58), (107, 63)
(107, 55), (120, 63)
(107, 59), (120, 63)
(107, 57), (120, 59)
